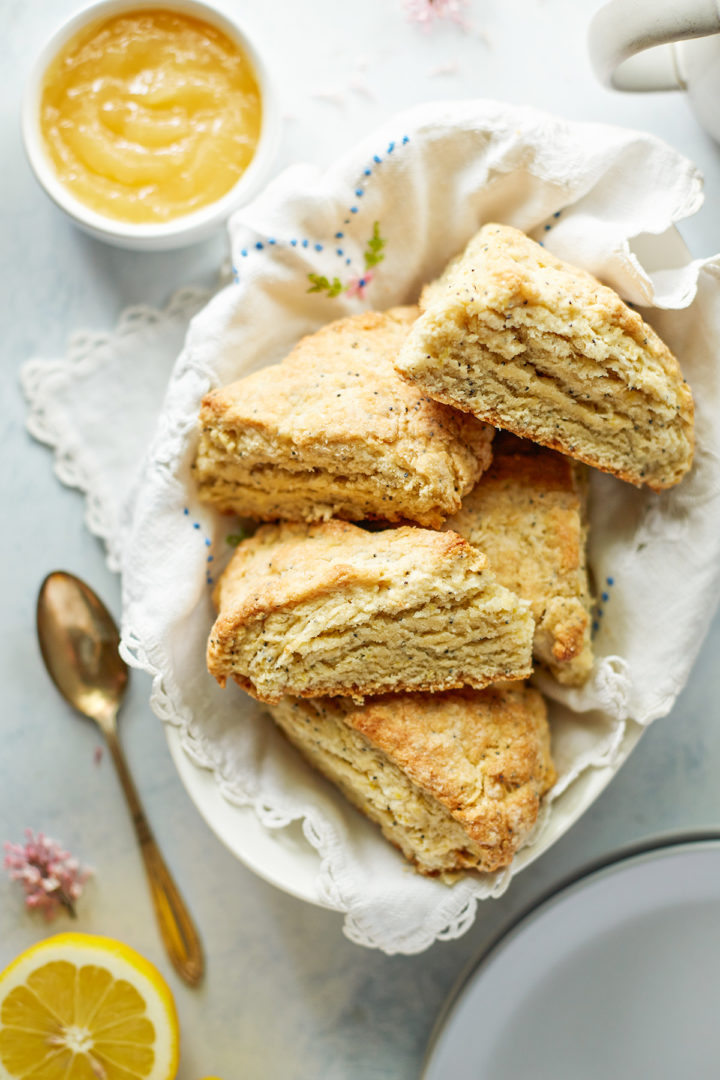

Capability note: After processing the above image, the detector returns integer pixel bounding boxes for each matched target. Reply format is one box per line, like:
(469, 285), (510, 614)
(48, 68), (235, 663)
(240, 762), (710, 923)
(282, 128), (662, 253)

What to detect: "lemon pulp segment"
(0, 934), (178, 1080)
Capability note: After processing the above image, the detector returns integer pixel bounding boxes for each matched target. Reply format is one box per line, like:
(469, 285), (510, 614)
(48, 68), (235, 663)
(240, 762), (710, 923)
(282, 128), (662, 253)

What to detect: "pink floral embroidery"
(4, 830), (91, 919)
(345, 270), (375, 298)
(307, 222), (386, 299)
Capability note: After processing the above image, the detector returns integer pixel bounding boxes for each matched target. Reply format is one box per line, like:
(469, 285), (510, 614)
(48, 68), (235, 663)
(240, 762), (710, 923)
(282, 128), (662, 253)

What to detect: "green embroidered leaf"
(226, 529), (250, 547)
(364, 221), (386, 270)
(307, 272), (344, 298)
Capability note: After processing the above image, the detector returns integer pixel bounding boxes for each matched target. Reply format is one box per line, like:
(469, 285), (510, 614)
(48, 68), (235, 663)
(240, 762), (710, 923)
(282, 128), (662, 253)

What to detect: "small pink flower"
(404, 0), (469, 29)
(4, 830), (91, 920)
(346, 270), (375, 298)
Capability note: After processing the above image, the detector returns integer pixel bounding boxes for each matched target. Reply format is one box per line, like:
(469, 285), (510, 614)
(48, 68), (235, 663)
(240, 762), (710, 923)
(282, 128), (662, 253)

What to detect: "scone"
(395, 223), (694, 491)
(208, 520), (535, 702)
(446, 434), (593, 686)
(268, 685), (556, 875)
(194, 307), (494, 528)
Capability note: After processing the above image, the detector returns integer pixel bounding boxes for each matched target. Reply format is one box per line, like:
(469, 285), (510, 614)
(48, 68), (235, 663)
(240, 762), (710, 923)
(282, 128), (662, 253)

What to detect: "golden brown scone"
(268, 685), (556, 875)
(208, 520), (535, 702)
(194, 307), (493, 528)
(446, 434), (594, 686)
(395, 223), (694, 491)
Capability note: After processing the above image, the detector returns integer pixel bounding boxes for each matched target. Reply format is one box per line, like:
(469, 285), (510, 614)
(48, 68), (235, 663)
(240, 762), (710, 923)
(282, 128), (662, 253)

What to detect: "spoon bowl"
(37, 571), (127, 729)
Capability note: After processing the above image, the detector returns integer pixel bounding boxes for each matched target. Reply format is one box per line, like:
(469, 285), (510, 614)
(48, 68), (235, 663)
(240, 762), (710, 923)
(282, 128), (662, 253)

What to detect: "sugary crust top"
(334, 685), (556, 860)
(448, 433), (587, 595)
(200, 306), (492, 462)
(446, 434), (593, 680)
(212, 519), (486, 625)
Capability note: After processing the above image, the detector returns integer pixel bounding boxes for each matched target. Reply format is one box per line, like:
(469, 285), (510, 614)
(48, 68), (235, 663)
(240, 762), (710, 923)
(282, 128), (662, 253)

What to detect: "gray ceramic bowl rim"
(422, 829), (720, 1076)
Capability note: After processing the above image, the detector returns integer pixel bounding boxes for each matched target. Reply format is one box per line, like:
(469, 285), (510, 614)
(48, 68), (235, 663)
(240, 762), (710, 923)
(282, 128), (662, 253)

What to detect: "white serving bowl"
(22, 0), (280, 250)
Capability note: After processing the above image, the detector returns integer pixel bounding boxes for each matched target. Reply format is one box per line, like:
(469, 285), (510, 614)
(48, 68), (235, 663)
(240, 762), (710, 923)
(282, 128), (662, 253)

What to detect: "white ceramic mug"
(589, 0), (720, 141)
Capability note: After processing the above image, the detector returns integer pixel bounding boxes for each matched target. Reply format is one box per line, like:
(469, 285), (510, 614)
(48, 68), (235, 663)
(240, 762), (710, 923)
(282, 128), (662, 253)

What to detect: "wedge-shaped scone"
(396, 223), (694, 491)
(446, 434), (593, 686)
(194, 307), (494, 528)
(208, 520), (534, 702)
(268, 686), (556, 875)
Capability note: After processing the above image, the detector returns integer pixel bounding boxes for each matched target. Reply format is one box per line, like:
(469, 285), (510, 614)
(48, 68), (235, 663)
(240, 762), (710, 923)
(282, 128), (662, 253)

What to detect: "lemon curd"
(39, 9), (263, 224)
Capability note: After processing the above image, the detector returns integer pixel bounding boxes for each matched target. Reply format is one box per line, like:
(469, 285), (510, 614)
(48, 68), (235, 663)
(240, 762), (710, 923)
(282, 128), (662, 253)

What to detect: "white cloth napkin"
(23, 101), (720, 954)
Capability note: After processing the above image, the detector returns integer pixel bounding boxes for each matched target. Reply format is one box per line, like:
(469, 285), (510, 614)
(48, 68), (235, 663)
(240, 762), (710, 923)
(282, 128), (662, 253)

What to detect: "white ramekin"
(22, 0), (280, 250)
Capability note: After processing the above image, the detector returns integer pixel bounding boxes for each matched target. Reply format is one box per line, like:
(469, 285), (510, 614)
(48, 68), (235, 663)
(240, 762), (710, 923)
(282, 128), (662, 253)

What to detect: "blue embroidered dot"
(597, 608), (604, 618)
(402, 135), (409, 144)
(183, 508), (189, 516)
(255, 242), (263, 250)
(336, 249), (344, 256)
(374, 155), (382, 164)
(593, 621), (600, 633)
(315, 243), (323, 251)
(350, 207), (358, 213)
(544, 224), (552, 231)
(335, 232), (344, 239)
(302, 239), (309, 248)
(346, 258), (351, 265)
(240, 249), (248, 257)
(268, 238), (276, 245)
(538, 241), (545, 247)
(207, 555), (214, 563)
(387, 141), (395, 153)
(364, 169), (371, 176)
(355, 189), (364, 197)
(193, 522), (200, 530)
(290, 239), (297, 246)
(205, 538), (211, 546)
(606, 576), (614, 586)
(602, 592), (609, 603)
(553, 210), (561, 218)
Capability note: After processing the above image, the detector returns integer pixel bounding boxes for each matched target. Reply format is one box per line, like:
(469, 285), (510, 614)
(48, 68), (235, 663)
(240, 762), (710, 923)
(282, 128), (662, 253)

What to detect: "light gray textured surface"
(2, 2), (720, 1078)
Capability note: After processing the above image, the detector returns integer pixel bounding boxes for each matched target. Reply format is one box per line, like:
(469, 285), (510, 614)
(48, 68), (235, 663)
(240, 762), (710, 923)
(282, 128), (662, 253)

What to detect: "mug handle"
(589, 0), (720, 91)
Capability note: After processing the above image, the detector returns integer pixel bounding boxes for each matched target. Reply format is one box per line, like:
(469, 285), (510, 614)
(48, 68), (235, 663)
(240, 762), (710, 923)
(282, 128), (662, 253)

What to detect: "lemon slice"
(0, 933), (179, 1080)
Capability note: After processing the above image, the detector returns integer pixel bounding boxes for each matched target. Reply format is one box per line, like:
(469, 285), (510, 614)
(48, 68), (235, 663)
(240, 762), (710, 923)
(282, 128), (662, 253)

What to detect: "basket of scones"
(121, 103), (720, 951)
(195, 223), (693, 878)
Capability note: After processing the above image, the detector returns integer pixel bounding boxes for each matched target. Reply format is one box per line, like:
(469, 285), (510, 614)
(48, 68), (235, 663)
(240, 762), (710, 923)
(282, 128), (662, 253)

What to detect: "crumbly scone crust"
(268, 685), (556, 874)
(396, 223), (694, 491)
(446, 434), (594, 685)
(208, 519), (535, 702)
(195, 307), (494, 528)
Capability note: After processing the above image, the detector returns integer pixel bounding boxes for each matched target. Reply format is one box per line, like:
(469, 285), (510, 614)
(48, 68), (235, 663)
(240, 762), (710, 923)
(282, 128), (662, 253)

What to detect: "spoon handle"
(104, 726), (205, 986)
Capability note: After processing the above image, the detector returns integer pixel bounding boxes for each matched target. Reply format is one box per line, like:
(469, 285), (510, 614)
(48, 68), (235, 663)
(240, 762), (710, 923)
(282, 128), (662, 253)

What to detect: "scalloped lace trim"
(20, 287), (210, 572)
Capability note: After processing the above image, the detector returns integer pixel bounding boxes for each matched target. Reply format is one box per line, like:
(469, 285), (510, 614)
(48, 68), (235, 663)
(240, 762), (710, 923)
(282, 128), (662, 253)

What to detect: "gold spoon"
(37, 570), (204, 987)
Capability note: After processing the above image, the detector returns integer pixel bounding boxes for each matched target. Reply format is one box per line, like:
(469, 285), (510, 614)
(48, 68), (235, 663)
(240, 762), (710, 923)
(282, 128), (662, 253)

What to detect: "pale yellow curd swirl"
(39, 8), (263, 224)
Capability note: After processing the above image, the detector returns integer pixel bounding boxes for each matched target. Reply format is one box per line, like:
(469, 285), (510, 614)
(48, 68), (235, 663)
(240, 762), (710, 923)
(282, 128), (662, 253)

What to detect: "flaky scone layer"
(208, 520), (534, 702)
(268, 685), (556, 875)
(446, 434), (594, 686)
(396, 223), (694, 491)
(195, 307), (493, 528)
